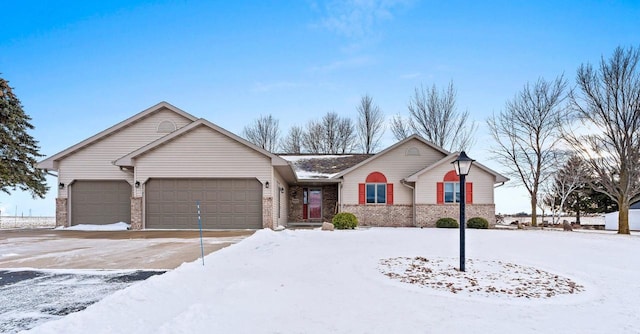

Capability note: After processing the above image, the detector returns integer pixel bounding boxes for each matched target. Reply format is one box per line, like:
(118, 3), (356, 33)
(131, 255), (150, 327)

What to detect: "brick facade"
(130, 197), (143, 230)
(415, 203), (496, 228)
(263, 196), (274, 229)
(288, 185), (339, 223)
(341, 204), (413, 227)
(55, 198), (68, 227)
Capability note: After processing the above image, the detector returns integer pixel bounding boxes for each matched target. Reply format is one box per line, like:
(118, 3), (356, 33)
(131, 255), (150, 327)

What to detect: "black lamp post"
(452, 151), (475, 272)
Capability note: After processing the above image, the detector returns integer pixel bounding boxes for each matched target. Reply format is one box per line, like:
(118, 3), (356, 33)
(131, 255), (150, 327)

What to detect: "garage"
(71, 180), (132, 226)
(145, 178), (262, 229)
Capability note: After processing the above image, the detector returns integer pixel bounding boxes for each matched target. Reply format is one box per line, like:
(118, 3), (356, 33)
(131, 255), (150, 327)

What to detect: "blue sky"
(1, 0), (639, 216)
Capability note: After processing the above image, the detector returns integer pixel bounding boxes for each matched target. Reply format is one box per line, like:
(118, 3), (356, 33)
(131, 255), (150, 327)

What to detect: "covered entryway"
(145, 178), (262, 229)
(71, 180), (131, 226)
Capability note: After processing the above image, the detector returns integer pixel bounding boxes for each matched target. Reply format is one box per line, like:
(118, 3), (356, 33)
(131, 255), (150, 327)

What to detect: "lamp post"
(452, 151), (475, 272)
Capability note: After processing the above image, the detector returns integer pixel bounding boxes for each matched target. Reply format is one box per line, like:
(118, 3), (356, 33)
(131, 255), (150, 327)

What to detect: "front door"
(308, 188), (322, 220)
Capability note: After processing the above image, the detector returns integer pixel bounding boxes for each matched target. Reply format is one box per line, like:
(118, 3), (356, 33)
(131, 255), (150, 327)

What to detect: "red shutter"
(466, 183), (473, 204)
(387, 183), (394, 205)
(358, 183), (365, 204)
(437, 182), (444, 204)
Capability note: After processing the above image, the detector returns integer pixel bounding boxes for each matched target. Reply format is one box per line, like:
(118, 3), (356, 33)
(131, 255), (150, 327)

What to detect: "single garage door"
(71, 180), (131, 226)
(145, 178), (262, 229)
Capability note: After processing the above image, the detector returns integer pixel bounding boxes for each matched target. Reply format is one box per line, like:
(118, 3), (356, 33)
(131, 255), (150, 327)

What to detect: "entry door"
(308, 188), (322, 219)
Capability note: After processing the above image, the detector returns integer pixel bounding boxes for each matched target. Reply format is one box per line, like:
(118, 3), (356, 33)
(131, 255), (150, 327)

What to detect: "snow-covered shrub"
(436, 218), (459, 228)
(467, 217), (489, 229)
(332, 212), (358, 229)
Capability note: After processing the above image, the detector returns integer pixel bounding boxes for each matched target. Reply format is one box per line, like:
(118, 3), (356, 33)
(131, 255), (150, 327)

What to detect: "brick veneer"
(415, 204), (496, 227)
(341, 204), (413, 227)
(263, 196), (274, 229)
(287, 185), (339, 223)
(340, 203), (495, 228)
(55, 198), (68, 227)
(130, 197), (142, 230)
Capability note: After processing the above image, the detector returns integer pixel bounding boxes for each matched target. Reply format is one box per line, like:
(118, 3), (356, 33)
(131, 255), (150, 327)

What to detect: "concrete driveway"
(0, 229), (254, 270)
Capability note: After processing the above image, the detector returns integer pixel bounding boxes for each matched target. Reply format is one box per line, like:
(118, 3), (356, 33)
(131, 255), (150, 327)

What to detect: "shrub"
(436, 218), (459, 228)
(467, 217), (489, 229)
(332, 212), (358, 229)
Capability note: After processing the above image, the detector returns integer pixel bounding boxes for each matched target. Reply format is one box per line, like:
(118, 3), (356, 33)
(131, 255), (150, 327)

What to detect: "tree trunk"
(530, 198), (538, 227)
(618, 201), (631, 234)
(576, 208), (581, 225)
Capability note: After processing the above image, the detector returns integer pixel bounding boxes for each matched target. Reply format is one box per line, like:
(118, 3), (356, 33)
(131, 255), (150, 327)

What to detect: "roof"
(280, 154), (372, 180)
(405, 151), (509, 183)
(37, 102), (198, 170)
(333, 135), (451, 178)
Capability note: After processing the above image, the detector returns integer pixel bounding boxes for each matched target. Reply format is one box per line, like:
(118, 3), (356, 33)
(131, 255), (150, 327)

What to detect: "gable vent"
(406, 147), (420, 156)
(157, 120), (177, 133)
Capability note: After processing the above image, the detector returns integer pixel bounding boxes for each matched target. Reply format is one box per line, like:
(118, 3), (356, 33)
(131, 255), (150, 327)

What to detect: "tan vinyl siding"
(57, 108), (193, 198)
(273, 170), (289, 227)
(341, 139), (447, 205)
(415, 163), (496, 204)
(134, 125), (272, 197)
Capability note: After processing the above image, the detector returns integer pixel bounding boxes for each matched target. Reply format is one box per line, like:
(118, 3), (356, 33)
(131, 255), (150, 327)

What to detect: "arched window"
(358, 172), (394, 205)
(437, 170), (472, 204)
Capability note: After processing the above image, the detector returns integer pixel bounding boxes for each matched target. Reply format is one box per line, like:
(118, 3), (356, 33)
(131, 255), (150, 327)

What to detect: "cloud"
(314, 0), (411, 38)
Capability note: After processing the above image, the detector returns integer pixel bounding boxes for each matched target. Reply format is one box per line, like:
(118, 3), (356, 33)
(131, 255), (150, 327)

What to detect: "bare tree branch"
(565, 46), (640, 234)
(356, 94), (385, 154)
(408, 81), (477, 151)
(487, 75), (568, 226)
(390, 114), (412, 141)
(242, 115), (280, 152)
(280, 125), (304, 154)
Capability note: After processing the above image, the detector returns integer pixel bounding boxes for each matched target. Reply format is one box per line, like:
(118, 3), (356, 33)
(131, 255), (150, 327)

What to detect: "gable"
(38, 102), (197, 170)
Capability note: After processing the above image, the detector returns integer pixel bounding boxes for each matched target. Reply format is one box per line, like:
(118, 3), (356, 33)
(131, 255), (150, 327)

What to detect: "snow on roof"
(279, 154), (373, 180)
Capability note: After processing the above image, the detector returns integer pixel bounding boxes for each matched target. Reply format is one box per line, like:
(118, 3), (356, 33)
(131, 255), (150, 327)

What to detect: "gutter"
(400, 179), (416, 227)
(494, 182), (506, 188)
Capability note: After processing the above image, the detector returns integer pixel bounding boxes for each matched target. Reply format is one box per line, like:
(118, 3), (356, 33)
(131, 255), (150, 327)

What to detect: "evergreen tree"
(0, 76), (48, 198)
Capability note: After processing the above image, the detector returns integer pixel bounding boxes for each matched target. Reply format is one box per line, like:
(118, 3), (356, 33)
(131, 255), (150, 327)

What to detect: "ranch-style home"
(38, 102), (508, 230)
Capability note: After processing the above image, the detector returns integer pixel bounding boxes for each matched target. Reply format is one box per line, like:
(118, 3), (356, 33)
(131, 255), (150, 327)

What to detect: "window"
(444, 182), (460, 203)
(359, 172), (394, 205)
(366, 183), (387, 204)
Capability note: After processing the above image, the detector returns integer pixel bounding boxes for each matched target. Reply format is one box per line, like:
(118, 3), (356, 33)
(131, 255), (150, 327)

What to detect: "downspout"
(494, 182), (506, 188)
(401, 179), (416, 227)
(338, 180), (343, 212)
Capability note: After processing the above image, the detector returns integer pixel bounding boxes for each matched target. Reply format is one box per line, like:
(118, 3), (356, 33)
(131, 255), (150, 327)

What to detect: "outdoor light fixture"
(135, 181), (140, 188)
(58, 182), (65, 189)
(265, 181), (270, 189)
(452, 151), (475, 272)
(280, 187), (285, 194)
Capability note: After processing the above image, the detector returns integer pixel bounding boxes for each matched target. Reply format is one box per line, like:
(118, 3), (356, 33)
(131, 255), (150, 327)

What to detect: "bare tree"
(408, 82), (476, 151)
(303, 112), (356, 154)
(242, 115), (280, 152)
(542, 154), (589, 225)
(389, 114), (412, 141)
(487, 75), (568, 227)
(565, 46), (640, 234)
(356, 94), (385, 153)
(280, 125), (304, 154)
(303, 120), (325, 153)
(337, 117), (356, 154)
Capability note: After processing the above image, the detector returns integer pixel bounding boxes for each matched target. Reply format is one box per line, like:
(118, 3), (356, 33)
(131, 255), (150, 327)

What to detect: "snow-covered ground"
(21, 228), (639, 334)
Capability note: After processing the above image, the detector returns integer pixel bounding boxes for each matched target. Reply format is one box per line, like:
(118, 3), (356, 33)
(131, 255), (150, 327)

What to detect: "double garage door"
(145, 178), (263, 229)
(70, 179), (262, 229)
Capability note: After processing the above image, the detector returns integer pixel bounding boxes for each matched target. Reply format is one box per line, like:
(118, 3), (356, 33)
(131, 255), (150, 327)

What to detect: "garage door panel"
(71, 181), (131, 226)
(146, 178), (262, 229)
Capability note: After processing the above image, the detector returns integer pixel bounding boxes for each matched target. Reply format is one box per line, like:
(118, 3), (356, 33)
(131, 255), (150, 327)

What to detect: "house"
(604, 202), (640, 231)
(38, 102), (508, 230)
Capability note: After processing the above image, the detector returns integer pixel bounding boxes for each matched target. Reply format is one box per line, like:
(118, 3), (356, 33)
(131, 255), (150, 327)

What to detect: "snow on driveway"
(22, 227), (640, 334)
